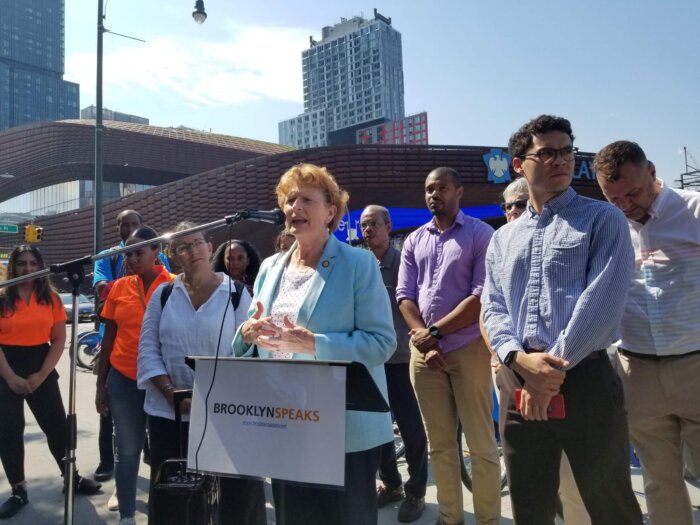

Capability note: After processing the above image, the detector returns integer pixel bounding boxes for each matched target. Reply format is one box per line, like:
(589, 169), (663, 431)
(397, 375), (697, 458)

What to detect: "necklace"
(183, 273), (219, 292)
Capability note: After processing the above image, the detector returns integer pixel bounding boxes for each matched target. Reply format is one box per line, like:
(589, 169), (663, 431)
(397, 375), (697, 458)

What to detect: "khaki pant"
(617, 351), (700, 525)
(559, 452), (591, 525)
(410, 338), (500, 525)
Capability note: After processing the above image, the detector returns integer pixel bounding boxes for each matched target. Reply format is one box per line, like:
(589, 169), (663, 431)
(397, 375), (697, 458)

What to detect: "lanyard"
(134, 277), (148, 311)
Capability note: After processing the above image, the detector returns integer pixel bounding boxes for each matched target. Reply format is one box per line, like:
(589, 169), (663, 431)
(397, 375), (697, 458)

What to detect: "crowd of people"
(0, 114), (698, 525)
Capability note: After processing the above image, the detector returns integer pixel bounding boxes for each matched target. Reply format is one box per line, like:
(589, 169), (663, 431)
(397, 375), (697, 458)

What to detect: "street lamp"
(192, 0), (207, 24)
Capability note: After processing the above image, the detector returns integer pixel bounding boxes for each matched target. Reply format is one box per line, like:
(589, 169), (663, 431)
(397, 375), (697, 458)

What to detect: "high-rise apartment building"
(0, 0), (79, 131)
(279, 9), (406, 149)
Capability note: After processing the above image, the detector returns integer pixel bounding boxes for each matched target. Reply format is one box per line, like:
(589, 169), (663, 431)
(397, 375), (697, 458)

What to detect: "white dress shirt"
(620, 182), (700, 355)
(137, 273), (252, 419)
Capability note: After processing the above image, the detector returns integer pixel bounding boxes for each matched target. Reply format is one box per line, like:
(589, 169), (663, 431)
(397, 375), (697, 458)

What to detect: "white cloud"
(66, 20), (309, 109)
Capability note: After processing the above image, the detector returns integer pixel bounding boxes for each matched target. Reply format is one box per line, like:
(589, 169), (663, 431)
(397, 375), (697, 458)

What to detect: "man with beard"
(397, 167), (501, 525)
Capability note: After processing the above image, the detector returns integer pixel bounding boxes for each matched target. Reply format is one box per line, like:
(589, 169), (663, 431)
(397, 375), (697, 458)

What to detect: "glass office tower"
(0, 0), (79, 131)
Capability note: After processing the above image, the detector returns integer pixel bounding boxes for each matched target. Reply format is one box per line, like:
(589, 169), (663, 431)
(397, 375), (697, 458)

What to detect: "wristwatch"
(428, 325), (443, 340)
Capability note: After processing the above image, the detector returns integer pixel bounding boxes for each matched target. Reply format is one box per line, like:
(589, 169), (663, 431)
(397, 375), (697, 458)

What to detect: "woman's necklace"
(183, 272), (219, 293)
(290, 251), (318, 274)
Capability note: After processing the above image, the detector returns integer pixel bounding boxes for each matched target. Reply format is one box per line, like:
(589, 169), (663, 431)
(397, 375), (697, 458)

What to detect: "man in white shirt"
(595, 140), (700, 525)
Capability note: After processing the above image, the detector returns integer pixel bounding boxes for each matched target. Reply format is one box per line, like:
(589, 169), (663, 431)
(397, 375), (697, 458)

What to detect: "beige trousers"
(617, 351), (700, 525)
(410, 338), (501, 525)
(559, 452), (592, 525)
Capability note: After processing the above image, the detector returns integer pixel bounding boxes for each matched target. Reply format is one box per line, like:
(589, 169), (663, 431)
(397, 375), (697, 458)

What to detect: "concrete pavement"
(1, 322), (699, 524)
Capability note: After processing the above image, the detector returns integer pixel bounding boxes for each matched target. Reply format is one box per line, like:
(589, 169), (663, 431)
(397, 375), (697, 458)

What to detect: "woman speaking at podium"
(234, 163), (397, 525)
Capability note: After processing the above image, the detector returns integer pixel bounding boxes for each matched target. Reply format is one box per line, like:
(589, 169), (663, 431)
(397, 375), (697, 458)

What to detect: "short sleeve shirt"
(101, 266), (175, 379)
(0, 292), (66, 346)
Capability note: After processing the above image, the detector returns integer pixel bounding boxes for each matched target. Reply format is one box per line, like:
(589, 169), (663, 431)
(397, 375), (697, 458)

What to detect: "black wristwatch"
(428, 325), (443, 340)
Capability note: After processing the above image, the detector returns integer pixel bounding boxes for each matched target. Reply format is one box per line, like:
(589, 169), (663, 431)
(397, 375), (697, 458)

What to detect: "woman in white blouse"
(137, 223), (266, 525)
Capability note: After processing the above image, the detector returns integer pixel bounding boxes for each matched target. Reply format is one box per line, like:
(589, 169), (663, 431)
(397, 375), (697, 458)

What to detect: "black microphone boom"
(238, 209), (286, 225)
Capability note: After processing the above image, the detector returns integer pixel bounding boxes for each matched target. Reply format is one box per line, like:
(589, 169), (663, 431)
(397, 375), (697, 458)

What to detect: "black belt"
(618, 347), (700, 361)
(523, 349), (606, 362)
(580, 349), (607, 362)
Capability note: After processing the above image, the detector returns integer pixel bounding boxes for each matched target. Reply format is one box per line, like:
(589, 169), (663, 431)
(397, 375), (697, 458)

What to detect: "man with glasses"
(360, 205), (428, 523)
(481, 115), (642, 524)
(497, 177), (591, 525)
(595, 141), (700, 525)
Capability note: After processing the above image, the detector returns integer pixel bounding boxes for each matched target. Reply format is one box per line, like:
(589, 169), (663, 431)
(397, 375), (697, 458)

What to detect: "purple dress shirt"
(396, 210), (494, 353)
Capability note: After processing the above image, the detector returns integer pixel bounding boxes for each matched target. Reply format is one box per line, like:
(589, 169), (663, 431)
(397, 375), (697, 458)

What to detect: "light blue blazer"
(233, 235), (396, 453)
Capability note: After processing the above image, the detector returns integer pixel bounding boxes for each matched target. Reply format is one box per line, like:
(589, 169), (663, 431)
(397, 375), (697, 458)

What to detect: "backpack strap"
(231, 280), (245, 310)
(159, 281), (175, 309)
(160, 279), (244, 310)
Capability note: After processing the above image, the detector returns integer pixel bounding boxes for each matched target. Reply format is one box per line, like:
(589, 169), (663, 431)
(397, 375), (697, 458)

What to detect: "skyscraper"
(0, 0), (79, 131)
(279, 9), (406, 149)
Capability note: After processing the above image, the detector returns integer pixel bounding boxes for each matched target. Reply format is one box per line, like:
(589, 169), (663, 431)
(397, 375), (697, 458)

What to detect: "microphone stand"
(0, 210), (281, 525)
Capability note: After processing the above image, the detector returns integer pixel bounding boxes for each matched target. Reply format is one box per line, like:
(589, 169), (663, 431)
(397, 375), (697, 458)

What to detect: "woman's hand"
(95, 385), (109, 416)
(265, 316), (315, 355)
(241, 301), (278, 345)
(6, 374), (32, 396)
(25, 371), (47, 392)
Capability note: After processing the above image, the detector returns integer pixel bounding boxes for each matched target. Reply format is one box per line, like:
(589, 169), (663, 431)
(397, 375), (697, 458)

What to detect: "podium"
(185, 357), (389, 487)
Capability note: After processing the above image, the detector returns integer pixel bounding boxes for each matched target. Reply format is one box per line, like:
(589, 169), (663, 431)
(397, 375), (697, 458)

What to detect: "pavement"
(1, 322), (699, 524)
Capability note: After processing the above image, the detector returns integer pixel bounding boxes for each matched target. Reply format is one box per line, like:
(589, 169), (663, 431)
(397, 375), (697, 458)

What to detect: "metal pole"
(63, 268), (84, 525)
(95, 0), (105, 255)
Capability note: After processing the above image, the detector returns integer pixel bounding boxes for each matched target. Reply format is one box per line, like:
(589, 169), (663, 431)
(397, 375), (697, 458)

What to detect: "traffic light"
(35, 227), (43, 242)
(24, 225), (36, 242)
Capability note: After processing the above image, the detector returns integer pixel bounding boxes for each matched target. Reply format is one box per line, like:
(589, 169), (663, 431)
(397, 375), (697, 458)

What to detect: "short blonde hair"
(276, 163), (349, 231)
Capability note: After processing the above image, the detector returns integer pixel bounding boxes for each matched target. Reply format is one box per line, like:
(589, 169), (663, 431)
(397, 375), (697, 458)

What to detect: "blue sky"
(64, 0), (700, 187)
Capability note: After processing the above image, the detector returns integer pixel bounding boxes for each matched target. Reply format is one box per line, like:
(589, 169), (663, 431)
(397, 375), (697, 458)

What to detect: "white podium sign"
(187, 358), (347, 486)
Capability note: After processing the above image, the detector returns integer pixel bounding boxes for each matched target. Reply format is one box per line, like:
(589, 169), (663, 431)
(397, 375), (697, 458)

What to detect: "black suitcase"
(151, 390), (220, 525)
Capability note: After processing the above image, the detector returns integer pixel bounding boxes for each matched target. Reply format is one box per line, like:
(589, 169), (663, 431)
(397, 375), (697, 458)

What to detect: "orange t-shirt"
(101, 266), (175, 380)
(0, 292), (67, 346)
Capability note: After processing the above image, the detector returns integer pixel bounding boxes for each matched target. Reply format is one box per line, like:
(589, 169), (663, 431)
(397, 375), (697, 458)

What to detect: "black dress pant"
(147, 414), (267, 525)
(377, 362), (428, 498)
(0, 344), (67, 485)
(497, 351), (643, 525)
(272, 445), (383, 525)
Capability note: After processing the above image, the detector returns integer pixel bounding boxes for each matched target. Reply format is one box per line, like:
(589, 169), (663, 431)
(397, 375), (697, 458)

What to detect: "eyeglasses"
(173, 238), (207, 255)
(519, 146), (578, 164)
(500, 199), (527, 213)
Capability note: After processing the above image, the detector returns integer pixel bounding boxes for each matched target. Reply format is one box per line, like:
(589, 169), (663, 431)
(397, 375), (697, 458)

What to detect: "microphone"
(238, 209), (286, 225)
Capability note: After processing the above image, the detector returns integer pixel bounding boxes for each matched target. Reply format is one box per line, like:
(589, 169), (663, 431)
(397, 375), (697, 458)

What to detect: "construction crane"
(678, 147), (700, 190)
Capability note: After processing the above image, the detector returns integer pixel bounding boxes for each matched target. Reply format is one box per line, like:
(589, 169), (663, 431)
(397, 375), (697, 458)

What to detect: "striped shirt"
(482, 187), (634, 369)
(620, 182), (700, 355)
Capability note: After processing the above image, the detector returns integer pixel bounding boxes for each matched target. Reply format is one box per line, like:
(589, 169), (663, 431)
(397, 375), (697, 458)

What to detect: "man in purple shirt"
(397, 167), (501, 525)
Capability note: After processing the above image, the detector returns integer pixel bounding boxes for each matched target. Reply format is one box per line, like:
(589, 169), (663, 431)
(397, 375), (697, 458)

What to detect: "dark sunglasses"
(500, 199), (527, 213)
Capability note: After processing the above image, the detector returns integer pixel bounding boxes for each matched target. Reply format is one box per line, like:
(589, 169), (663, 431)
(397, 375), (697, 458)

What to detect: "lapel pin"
(322, 260), (329, 268)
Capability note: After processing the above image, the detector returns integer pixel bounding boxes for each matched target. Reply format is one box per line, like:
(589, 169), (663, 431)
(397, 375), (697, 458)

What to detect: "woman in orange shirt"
(0, 245), (101, 519)
(95, 227), (174, 525)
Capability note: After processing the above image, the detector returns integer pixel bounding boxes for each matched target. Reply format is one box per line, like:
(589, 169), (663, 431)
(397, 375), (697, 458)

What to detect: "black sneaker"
(64, 475), (102, 495)
(76, 476), (102, 495)
(398, 495), (425, 522)
(94, 462), (114, 482)
(376, 484), (404, 508)
(0, 485), (28, 520)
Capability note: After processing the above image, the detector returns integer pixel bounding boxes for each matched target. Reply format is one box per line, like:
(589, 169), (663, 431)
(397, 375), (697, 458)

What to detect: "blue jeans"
(107, 368), (146, 519)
